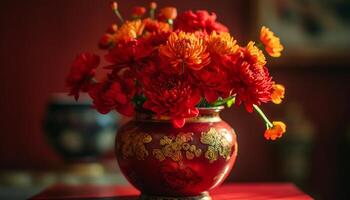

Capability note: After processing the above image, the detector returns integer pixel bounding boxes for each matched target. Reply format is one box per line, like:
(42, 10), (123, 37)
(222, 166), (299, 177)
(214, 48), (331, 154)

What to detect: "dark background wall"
(0, 0), (349, 199)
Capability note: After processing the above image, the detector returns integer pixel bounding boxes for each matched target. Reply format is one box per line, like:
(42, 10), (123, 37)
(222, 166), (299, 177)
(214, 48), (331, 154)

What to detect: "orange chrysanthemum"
(159, 31), (210, 71)
(271, 84), (285, 104)
(208, 31), (239, 56)
(260, 26), (284, 57)
(114, 20), (145, 41)
(246, 41), (266, 67)
(264, 121), (286, 140)
(160, 7), (177, 20)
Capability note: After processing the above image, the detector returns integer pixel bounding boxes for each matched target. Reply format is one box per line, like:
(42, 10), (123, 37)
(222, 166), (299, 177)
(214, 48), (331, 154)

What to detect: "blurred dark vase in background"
(44, 93), (120, 163)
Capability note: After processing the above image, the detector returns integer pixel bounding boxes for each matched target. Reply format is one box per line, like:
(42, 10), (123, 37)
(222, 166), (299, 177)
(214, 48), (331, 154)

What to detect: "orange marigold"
(159, 31), (210, 71)
(114, 20), (145, 41)
(208, 31), (239, 55)
(160, 7), (177, 20)
(264, 121), (286, 140)
(260, 26), (284, 57)
(246, 41), (266, 67)
(271, 84), (285, 104)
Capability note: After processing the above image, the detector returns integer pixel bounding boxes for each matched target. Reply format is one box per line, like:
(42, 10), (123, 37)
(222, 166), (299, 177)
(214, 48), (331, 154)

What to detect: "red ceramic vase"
(115, 107), (238, 199)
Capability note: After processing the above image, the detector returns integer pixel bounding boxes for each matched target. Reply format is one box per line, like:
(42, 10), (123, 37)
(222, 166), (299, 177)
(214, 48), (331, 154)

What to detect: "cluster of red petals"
(142, 71), (201, 128)
(66, 53), (100, 100)
(89, 72), (135, 116)
(105, 39), (153, 72)
(174, 10), (228, 33)
(222, 49), (273, 112)
(192, 63), (231, 103)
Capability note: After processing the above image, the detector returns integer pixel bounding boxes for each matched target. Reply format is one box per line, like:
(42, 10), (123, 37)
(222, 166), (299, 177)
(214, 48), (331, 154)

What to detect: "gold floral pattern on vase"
(153, 132), (202, 162)
(120, 128), (152, 160)
(200, 128), (233, 163)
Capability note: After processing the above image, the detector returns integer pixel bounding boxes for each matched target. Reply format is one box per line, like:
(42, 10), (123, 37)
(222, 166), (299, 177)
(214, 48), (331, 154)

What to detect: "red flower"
(140, 31), (171, 48)
(89, 73), (135, 116)
(223, 48), (273, 112)
(66, 53), (100, 100)
(105, 39), (153, 72)
(143, 18), (170, 33)
(174, 10), (228, 33)
(98, 33), (115, 49)
(194, 65), (231, 103)
(142, 72), (201, 128)
(132, 6), (146, 17)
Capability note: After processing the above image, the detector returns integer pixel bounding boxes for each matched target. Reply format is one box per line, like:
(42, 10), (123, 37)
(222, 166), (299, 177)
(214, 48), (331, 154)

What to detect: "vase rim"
(134, 106), (223, 123)
(197, 106), (225, 111)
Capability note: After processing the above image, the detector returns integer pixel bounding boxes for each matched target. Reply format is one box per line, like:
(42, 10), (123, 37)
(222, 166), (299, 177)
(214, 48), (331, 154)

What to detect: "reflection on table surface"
(0, 160), (128, 200)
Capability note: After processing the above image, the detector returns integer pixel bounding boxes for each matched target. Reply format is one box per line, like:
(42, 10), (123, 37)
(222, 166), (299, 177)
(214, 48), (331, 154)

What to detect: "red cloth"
(31, 183), (313, 200)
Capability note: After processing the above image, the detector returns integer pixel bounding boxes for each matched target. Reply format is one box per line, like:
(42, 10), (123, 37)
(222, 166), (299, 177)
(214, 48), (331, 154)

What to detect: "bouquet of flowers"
(66, 2), (286, 140)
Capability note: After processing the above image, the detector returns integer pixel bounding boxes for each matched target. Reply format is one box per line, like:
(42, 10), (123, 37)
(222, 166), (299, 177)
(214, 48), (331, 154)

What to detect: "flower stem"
(150, 10), (155, 19)
(253, 104), (273, 128)
(113, 9), (124, 23)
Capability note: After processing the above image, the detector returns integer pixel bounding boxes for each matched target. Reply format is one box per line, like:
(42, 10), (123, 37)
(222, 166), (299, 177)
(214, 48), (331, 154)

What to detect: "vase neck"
(134, 107), (223, 123)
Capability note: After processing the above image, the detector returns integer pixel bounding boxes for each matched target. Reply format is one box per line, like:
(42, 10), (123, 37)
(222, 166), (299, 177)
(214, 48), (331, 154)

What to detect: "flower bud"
(150, 2), (157, 10)
(111, 1), (118, 11)
(132, 6), (146, 17)
(160, 7), (177, 20)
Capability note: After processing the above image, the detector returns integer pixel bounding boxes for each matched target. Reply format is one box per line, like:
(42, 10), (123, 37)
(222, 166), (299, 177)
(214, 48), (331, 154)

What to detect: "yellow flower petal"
(271, 84), (285, 104)
(246, 41), (266, 67)
(114, 20), (145, 41)
(260, 26), (284, 58)
(208, 31), (239, 55)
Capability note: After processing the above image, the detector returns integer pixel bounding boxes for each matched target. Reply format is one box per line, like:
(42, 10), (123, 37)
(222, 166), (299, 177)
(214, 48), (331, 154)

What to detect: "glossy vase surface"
(115, 107), (238, 199)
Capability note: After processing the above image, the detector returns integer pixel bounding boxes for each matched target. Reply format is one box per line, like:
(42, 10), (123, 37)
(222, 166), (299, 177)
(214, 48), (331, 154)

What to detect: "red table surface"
(30, 183), (313, 200)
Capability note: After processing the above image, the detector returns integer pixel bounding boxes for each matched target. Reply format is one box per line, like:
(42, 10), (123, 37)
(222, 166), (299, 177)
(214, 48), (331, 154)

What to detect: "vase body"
(115, 107), (238, 198)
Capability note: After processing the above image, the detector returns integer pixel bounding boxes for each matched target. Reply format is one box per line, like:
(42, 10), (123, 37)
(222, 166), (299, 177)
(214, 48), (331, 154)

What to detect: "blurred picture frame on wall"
(254, 0), (350, 66)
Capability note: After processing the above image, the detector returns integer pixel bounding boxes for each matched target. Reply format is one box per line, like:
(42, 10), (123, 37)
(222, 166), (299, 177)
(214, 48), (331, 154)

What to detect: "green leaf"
(226, 98), (235, 107)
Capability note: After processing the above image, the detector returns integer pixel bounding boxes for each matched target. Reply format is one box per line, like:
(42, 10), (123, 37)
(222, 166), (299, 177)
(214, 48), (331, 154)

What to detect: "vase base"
(139, 192), (211, 200)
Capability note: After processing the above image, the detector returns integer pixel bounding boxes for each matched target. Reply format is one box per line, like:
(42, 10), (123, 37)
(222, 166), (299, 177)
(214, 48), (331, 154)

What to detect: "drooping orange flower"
(114, 20), (145, 41)
(246, 41), (266, 67)
(264, 121), (286, 140)
(208, 31), (239, 56)
(160, 7), (177, 20)
(260, 26), (284, 57)
(271, 84), (285, 104)
(159, 31), (210, 71)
